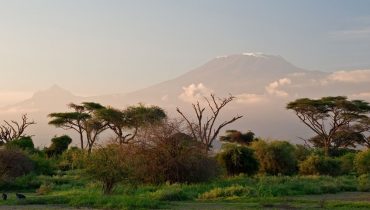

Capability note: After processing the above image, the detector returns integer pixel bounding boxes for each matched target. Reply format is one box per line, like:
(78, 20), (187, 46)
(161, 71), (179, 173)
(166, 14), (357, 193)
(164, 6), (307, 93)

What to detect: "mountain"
(1, 53), (370, 146)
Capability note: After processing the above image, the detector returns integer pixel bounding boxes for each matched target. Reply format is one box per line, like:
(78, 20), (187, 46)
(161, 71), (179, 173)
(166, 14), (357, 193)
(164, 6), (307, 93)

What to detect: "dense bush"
(251, 140), (297, 175)
(354, 149), (370, 175)
(217, 144), (259, 176)
(46, 135), (72, 157)
(339, 152), (356, 174)
(58, 147), (87, 170)
(0, 148), (34, 182)
(86, 144), (130, 194)
(295, 144), (312, 162)
(127, 121), (219, 184)
(357, 174), (370, 192)
(30, 153), (56, 175)
(299, 155), (342, 176)
(5, 136), (35, 151)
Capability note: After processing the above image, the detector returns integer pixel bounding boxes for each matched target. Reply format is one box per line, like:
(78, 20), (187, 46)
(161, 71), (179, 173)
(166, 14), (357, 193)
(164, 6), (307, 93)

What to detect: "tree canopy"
(287, 96), (370, 155)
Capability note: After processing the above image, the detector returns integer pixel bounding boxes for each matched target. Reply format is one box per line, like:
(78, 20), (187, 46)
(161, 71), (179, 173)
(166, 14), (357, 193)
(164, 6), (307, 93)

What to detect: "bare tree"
(0, 114), (36, 144)
(176, 94), (243, 153)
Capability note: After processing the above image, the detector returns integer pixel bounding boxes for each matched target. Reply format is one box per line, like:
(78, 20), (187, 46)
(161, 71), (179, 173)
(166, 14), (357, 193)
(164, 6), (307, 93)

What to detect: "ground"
(1, 192), (370, 210)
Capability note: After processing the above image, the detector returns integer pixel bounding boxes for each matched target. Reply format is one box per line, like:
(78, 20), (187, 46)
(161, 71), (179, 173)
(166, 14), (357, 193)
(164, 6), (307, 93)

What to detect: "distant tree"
(96, 104), (166, 144)
(0, 114), (35, 144)
(287, 96), (370, 156)
(220, 130), (256, 146)
(46, 135), (73, 157)
(48, 102), (108, 152)
(177, 94), (242, 153)
(48, 103), (91, 149)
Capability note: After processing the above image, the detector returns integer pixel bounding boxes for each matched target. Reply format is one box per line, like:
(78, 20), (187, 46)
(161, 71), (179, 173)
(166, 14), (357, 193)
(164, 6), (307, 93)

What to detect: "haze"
(1, 0), (370, 106)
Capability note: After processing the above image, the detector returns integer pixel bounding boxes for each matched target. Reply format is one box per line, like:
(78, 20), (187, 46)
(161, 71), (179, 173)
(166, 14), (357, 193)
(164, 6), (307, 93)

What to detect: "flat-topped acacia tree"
(287, 96), (370, 156)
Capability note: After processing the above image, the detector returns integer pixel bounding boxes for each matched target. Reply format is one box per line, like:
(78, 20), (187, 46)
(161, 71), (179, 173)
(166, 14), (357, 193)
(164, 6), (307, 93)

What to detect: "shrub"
(295, 144), (311, 162)
(0, 148), (34, 182)
(151, 186), (188, 201)
(30, 153), (56, 175)
(339, 152), (356, 174)
(5, 136), (35, 151)
(357, 174), (370, 192)
(45, 135), (72, 157)
(36, 183), (54, 195)
(251, 140), (297, 175)
(86, 144), (130, 194)
(128, 121), (219, 184)
(217, 144), (259, 176)
(198, 185), (254, 200)
(59, 147), (87, 170)
(299, 155), (341, 176)
(354, 149), (370, 175)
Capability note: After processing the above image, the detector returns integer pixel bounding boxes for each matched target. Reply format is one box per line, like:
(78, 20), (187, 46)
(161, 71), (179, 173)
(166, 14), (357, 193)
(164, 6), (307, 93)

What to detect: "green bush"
(354, 149), (370, 175)
(59, 147), (88, 170)
(340, 152), (356, 174)
(30, 153), (56, 175)
(299, 155), (342, 176)
(357, 174), (370, 192)
(6, 136), (35, 151)
(198, 185), (254, 200)
(151, 186), (188, 201)
(46, 135), (72, 157)
(217, 144), (259, 176)
(251, 140), (297, 175)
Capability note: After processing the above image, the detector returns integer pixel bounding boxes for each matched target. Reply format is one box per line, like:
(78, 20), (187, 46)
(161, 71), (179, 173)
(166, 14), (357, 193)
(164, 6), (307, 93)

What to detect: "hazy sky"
(1, 0), (370, 105)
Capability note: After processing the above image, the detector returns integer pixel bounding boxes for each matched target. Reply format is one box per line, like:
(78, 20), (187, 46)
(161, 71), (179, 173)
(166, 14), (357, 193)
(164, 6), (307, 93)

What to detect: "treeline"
(0, 94), (370, 195)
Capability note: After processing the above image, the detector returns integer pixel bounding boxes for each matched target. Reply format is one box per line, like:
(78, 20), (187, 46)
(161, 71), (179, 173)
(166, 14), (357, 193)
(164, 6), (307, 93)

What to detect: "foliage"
(45, 135), (72, 157)
(287, 96), (370, 156)
(295, 144), (312, 161)
(354, 149), (370, 175)
(217, 144), (259, 176)
(128, 120), (219, 184)
(58, 147), (88, 170)
(85, 145), (130, 194)
(299, 154), (342, 176)
(198, 185), (254, 200)
(30, 153), (56, 175)
(357, 174), (370, 192)
(339, 152), (356, 174)
(251, 140), (297, 175)
(0, 148), (34, 182)
(220, 130), (256, 145)
(5, 136), (35, 151)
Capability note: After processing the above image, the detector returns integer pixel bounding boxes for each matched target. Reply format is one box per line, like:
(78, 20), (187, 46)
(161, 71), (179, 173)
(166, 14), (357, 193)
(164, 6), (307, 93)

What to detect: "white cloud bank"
(265, 78), (291, 97)
(327, 69), (370, 83)
(178, 83), (213, 103)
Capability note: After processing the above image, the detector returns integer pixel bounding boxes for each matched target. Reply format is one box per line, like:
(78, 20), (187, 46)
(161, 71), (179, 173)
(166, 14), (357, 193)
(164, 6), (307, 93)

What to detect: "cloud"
(265, 78), (291, 97)
(351, 92), (370, 100)
(235, 93), (266, 104)
(178, 83), (213, 103)
(327, 69), (370, 83)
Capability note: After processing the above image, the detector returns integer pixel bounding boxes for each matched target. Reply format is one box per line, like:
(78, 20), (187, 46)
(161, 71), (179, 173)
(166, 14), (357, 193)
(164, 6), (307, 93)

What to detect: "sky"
(0, 0), (370, 106)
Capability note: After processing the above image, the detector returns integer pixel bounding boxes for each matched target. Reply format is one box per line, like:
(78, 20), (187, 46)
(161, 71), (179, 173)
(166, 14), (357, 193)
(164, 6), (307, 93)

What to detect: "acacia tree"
(287, 96), (370, 156)
(48, 102), (108, 152)
(48, 103), (91, 149)
(176, 94), (243, 153)
(96, 104), (166, 144)
(0, 114), (35, 144)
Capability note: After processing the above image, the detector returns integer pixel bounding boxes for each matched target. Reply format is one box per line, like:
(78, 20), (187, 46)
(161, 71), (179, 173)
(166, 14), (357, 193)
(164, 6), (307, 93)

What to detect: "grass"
(1, 172), (369, 209)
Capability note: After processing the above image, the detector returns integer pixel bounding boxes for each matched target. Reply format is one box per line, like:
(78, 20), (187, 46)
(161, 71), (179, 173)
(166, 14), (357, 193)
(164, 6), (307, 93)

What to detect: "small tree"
(86, 145), (129, 194)
(46, 135), (73, 157)
(251, 140), (297, 175)
(177, 94), (242, 153)
(0, 114), (35, 144)
(287, 96), (370, 156)
(217, 144), (259, 176)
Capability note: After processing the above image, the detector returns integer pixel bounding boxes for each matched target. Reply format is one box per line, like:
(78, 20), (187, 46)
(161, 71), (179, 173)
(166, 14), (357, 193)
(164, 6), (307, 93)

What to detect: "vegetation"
(1, 95), (370, 209)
